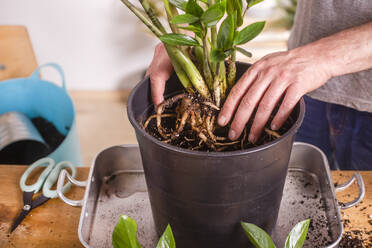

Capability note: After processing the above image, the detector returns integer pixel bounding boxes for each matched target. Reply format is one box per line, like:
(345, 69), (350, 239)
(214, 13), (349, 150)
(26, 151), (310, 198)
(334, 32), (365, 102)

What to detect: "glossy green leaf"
(217, 14), (235, 50)
(210, 48), (233, 62)
(285, 219), (310, 248)
(160, 33), (200, 46)
(178, 24), (203, 37)
(226, 0), (243, 26)
(247, 0), (264, 7)
(169, 0), (187, 10)
(170, 14), (199, 24)
(233, 21), (265, 45)
(236, 47), (252, 57)
(156, 225), (176, 248)
(186, 0), (204, 17)
(241, 222), (276, 248)
(112, 215), (141, 248)
(200, 1), (225, 27)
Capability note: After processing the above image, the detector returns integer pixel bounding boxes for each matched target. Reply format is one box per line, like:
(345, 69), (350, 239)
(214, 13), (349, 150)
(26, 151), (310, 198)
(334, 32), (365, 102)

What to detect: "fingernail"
(218, 115), (226, 126)
(229, 129), (237, 140)
(248, 133), (256, 143)
(271, 124), (277, 130)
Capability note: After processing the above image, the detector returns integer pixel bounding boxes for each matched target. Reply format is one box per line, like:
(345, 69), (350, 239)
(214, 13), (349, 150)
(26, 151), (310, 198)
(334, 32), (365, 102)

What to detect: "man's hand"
(217, 46), (331, 142)
(146, 43), (173, 107)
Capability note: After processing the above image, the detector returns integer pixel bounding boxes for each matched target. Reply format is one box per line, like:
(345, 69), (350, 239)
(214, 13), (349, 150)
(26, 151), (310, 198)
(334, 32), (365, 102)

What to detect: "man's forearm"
(295, 21), (372, 78)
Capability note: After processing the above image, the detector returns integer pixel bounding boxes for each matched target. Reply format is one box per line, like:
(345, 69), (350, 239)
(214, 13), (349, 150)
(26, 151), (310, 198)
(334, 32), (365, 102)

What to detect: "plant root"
(264, 128), (281, 139)
(143, 92), (290, 152)
(144, 114), (176, 129)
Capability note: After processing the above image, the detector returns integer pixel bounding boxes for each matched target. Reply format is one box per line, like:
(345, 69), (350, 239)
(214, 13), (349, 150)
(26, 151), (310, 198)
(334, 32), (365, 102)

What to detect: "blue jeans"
(295, 96), (372, 170)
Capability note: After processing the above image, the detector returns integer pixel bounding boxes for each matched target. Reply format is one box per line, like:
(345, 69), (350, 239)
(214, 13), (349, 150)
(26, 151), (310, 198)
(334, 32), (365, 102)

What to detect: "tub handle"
(335, 172), (365, 209)
(57, 169), (87, 207)
(30, 63), (66, 91)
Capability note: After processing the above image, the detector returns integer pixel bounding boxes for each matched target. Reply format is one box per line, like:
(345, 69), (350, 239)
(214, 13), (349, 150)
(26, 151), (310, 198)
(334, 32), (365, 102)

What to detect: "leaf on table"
(241, 222), (276, 248)
(285, 219), (310, 248)
(112, 215), (141, 248)
(156, 224), (176, 248)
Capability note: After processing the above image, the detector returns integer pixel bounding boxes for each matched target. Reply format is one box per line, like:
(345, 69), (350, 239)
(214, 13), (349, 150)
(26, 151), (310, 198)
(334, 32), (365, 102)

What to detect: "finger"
(270, 83), (304, 130)
(228, 72), (274, 140)
(149, 44), (173, 106)
(217, 64), (260, 126)
(248, 80), (288, 142)
(150, 75), (166, 106)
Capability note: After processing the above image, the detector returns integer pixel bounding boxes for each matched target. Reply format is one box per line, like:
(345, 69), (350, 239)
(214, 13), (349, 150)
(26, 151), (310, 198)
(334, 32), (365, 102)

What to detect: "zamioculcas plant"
(120, 0), (282, 151)
(112, 215), (310, 248)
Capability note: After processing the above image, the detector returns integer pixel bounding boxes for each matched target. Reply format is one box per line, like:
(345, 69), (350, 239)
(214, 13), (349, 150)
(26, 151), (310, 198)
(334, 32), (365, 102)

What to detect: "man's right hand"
(145, 43), (173, 107)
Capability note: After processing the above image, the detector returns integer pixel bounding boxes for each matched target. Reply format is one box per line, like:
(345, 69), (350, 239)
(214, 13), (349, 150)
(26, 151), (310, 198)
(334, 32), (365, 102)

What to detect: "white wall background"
(0, 0), (158, 90)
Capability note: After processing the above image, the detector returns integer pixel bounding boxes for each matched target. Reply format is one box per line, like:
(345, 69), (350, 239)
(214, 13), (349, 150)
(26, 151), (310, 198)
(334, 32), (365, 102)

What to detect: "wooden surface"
(0, 167), (371, 248)
(0, 26), (38, 81)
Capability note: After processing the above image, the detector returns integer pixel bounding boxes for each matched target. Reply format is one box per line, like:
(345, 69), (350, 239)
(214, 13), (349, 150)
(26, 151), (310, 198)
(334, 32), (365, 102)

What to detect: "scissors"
(10, 157), (76, 233)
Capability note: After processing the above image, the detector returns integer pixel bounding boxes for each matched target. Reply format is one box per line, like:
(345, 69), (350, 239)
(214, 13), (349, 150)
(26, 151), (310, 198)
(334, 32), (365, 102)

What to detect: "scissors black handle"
(10, 191), (50, 233)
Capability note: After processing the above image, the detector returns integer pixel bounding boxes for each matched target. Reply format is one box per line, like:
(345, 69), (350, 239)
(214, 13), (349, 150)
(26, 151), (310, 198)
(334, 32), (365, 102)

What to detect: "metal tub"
(57, 142), (365, 248)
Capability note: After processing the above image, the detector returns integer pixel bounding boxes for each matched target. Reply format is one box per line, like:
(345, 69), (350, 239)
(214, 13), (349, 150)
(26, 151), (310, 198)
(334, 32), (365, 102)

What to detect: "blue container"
(0, 63), (82, 165)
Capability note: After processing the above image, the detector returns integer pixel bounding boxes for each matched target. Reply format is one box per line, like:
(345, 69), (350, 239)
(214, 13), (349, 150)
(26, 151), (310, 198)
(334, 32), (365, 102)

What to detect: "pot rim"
(127, 76), (305, 158)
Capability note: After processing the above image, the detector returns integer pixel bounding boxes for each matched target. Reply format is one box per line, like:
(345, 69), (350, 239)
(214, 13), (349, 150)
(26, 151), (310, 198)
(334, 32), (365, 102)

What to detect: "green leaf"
(233, 21), (265, 45)
(112, 215), (141, 248)
(210, 48), (233, 62)
(217, 14), (235, 50)
(186, 0), (204, 17)
(178, 24), (203, 37)
(247, 0), (264, 7)
(160, 33), (200, 46)
(285, 219), (310, 248)
(170, 14), (199, 24)
(226, 0), (243, 26)
(236, 47), (252, 57)
(157, 225), (176, 248)
(169, 0), (187, 10)
(241, 222), (276, 248)
(200, 1), (225, 27)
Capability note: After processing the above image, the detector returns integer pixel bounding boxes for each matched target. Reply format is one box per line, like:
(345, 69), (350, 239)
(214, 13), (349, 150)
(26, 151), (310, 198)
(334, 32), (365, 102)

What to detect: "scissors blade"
(10, 209), (30, 233)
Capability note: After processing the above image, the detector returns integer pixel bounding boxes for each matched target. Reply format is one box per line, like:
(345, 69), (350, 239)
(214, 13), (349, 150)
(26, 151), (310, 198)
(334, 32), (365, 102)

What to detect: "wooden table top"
(0, 167), (371, 248)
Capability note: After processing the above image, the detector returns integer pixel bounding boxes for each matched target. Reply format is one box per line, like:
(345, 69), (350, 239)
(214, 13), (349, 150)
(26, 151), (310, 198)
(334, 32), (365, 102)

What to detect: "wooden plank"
(333, 171), (372, 246)
(0, 165), (88, 248)
(0, 26), (38, 81)
(0, 165), (370, 247)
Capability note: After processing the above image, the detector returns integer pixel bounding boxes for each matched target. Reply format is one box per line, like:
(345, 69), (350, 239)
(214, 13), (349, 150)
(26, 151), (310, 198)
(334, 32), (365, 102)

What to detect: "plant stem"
(120, 0), (163, 37)
(220, 62), (227, 101)
(213, 62), (222, 107)
(167, 45), (211, 100)
(139, 0), (167, 34)
(227, 50), (237, 88)
(164, 46), (194, 94)
(202, 32), (214, 90)
(163, 0), (180, 33)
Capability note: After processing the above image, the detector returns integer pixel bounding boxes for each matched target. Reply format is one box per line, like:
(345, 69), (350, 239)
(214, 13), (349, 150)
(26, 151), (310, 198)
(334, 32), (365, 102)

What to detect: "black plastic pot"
(127, 62), (305, 248)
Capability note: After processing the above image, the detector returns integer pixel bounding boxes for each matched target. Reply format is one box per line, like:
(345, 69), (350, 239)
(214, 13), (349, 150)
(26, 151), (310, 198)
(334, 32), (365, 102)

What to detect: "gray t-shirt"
(288, 0), (372, 112)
